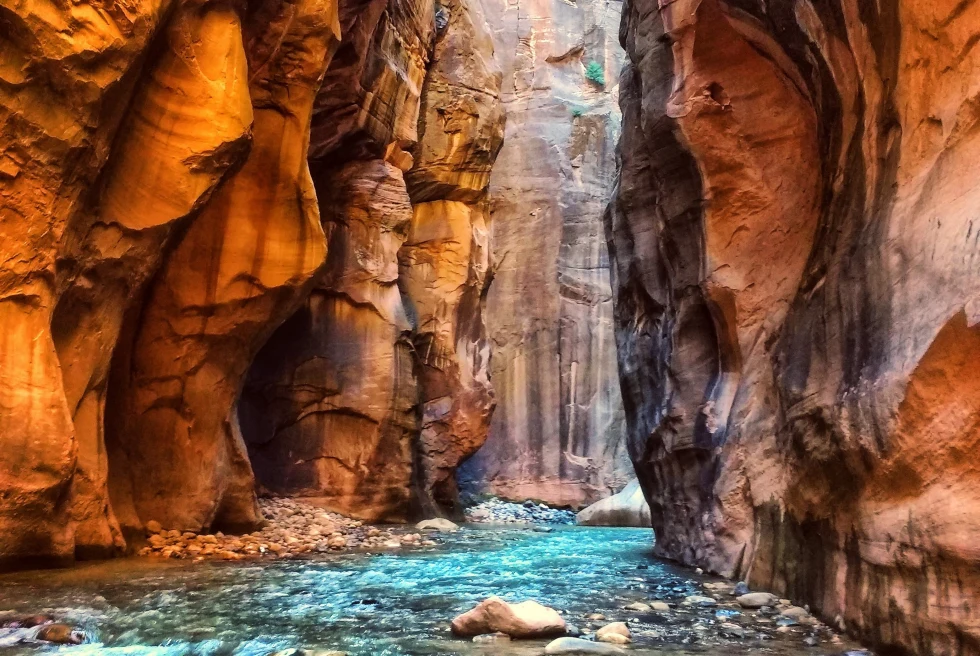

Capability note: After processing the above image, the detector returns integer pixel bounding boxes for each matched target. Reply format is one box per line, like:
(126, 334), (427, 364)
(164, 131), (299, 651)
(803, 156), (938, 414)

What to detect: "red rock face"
(0, 0), (502, 565)
(608, 0), (980, 653)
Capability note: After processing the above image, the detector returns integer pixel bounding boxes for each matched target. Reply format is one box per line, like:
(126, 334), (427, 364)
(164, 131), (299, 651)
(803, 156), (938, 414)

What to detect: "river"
(0, 526), (866, 655)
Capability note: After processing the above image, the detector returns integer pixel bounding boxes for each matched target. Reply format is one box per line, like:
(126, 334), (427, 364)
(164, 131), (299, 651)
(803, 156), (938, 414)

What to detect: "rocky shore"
(449, 577), (871, 654)
(464, 498), (577, 524)
(137, 498), (441, 561)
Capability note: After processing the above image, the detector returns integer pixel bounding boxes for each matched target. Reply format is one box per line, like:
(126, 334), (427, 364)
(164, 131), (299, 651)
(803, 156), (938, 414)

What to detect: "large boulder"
(576, 480), (651, 527)
(451, 596), (566, 638)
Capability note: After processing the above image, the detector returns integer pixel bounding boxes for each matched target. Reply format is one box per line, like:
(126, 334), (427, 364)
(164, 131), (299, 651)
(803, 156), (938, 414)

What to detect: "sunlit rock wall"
(240, 0), (504, 519)
(0, 0), (500, 566)
(402, 0), (505, 515)
(239, 0), (434, 522)
(608, 0), (980, 653)
(458, 0), (633, 508)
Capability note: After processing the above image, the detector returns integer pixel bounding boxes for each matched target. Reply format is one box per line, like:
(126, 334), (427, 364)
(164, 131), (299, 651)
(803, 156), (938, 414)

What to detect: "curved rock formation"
(242, 159), (418, 521)
(0, 0), (502, 565)
(608, 0), (980, 653)
(240, 0), (504, 520)
(458, 0), (633, 508)
(239, 0), (434, 522)
(113, 0), (340, 535)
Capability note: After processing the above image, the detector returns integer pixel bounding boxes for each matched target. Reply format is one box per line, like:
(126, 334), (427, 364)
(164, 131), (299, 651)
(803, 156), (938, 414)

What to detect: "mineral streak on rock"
(458, 0), (633, 509)
(608, 0), (980, 652)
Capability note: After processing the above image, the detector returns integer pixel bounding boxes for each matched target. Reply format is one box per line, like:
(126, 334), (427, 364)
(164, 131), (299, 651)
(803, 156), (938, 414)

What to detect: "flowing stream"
(0, 526), (864, 656)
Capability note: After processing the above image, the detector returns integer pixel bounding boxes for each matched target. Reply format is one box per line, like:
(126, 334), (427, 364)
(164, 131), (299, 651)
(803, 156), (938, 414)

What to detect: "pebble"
(464, 497), (576, 525)
(649, 601), (670, 612)
(596, 622), (631, 644)
(684, 595), (718, 607)
(624, 602), (651, 612)
(138, 498), (443, 561)
(472, 632), (511, 643)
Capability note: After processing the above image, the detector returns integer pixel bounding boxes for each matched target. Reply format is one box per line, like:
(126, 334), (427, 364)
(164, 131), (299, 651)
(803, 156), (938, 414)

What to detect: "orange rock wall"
(0, 0), (502, 565)
(608, 0), (980, 653)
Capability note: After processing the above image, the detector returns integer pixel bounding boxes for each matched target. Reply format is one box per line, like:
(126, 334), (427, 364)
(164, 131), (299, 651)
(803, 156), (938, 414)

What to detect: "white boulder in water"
(415, 518), (459, 531)
(576, 479), (651, 527)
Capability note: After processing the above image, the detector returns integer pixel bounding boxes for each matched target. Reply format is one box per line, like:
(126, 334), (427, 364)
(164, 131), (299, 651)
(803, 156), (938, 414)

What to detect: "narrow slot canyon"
(1, 0), (979, 654)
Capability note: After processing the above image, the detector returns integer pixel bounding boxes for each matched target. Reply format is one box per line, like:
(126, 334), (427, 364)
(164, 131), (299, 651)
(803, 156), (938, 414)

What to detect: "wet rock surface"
(0, 527), (869, 655)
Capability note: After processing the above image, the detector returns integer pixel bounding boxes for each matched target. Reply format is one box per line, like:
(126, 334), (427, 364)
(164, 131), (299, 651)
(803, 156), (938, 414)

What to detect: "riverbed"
(0, 526), (866, 655)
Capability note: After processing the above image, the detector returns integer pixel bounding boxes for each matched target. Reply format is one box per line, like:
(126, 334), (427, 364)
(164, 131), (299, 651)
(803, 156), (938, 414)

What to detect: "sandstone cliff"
(0, 0), (502, 566)
(608, 0), (980, 653)
(458, 0), (634, 508)
(241, 0), (504, 520)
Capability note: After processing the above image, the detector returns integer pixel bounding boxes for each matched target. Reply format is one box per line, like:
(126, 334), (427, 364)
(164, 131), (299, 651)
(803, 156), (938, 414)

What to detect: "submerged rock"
(35, 623), (84, 644)
(451, 596), (566, 638)
(472, 632), (511, 644)
(544, 637), (626, 654)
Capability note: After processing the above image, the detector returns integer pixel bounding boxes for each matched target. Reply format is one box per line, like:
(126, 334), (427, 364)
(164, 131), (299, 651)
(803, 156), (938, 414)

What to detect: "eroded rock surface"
(458, 0), (633, 509)
(0, 0), (502, 565)
(241, 0), (504, 520)
(401, 0), (505, 514)
(608, 0), (980, 653)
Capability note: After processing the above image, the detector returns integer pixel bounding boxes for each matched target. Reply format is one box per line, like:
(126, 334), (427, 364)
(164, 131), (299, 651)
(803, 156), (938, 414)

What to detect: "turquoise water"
(0, 526), (861, 655)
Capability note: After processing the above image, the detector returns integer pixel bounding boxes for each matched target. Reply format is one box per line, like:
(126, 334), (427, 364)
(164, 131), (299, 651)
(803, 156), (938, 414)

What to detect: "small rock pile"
(138, 497), (437, 560)
(464, 498), (576, 524)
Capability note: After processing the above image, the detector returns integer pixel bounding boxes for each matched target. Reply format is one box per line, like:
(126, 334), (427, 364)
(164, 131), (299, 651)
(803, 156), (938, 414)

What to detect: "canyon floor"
(0, 513), (869, 656)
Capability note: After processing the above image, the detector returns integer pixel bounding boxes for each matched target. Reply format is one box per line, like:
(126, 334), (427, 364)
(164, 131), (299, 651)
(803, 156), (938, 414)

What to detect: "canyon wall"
(241, 0), (504, 520)
(458, 0), (634, 508)
(0, 0), (502, 567)
(609, 0), (980, 654)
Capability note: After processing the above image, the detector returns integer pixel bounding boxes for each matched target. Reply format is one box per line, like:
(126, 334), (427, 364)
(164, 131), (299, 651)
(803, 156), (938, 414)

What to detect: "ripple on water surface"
(0, 526), (863, 656)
